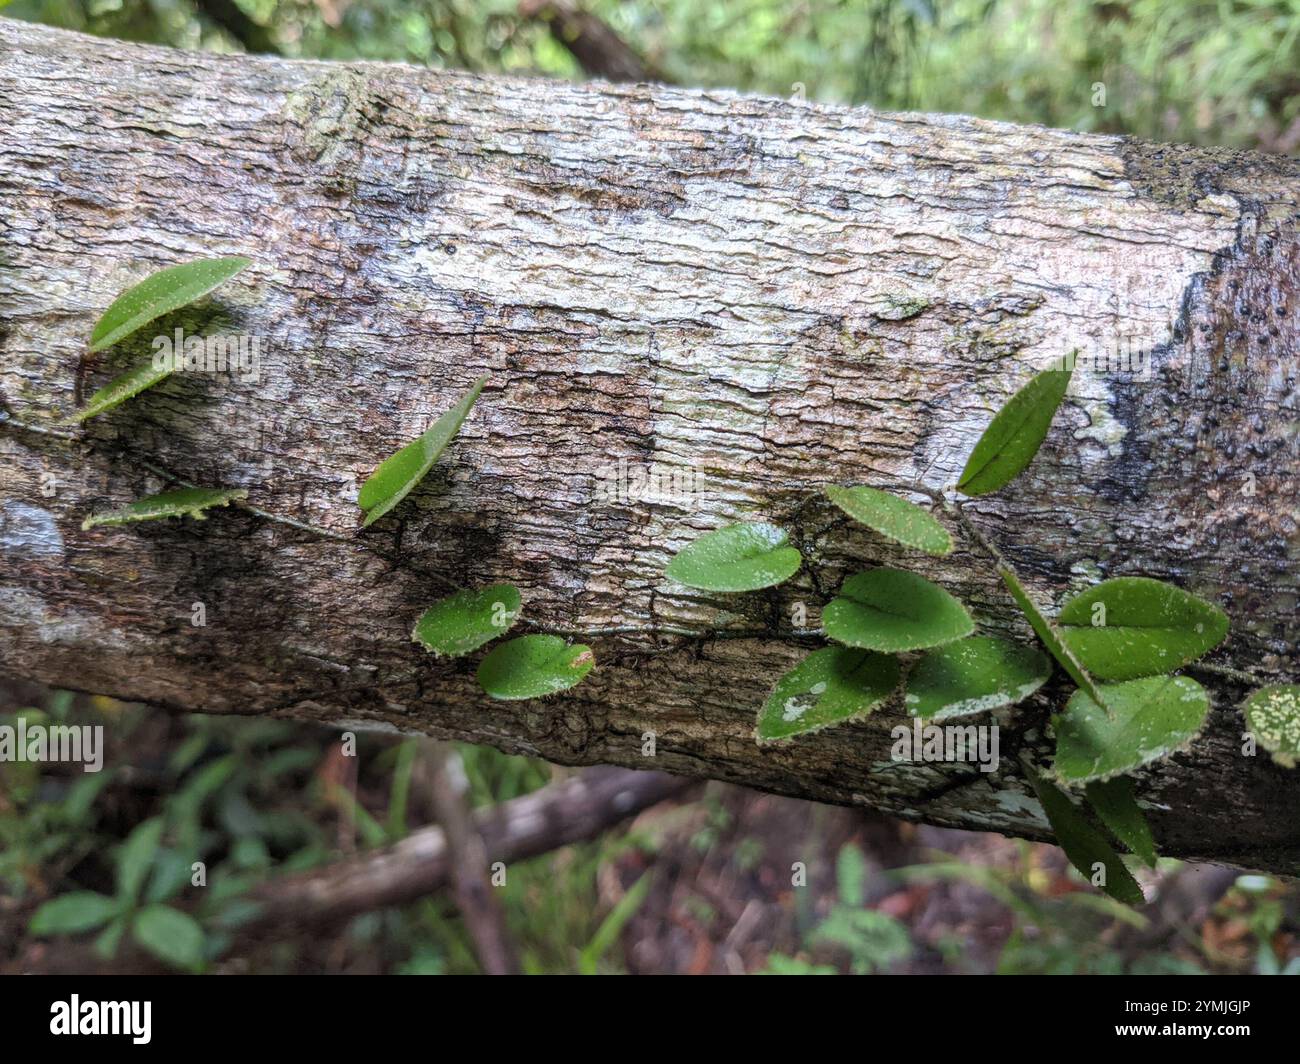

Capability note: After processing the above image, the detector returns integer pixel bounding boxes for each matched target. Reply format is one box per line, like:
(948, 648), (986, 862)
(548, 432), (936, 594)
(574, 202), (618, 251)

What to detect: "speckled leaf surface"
(824, 485), (952, 555)
(1244, 685), (1300, 768)
(476, 634), (594, 700)
(70, 359), (175, 422)
(412, 584), (521, 658)
(1058, 577), (1228, 681)
(756, 647), (899, 741)
(905, 636), (1050, 720)
(1053, 675), (1210, 784)
(665, 522), (801, 592)
(89, 256), (251, 352)
(824, 568), (973, 652)
(81, 487), (248, 530)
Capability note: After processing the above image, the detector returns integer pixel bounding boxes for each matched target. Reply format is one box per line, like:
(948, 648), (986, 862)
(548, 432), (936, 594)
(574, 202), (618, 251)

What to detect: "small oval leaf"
(999, 566), (1110, 713)
(1084, 777), (1158, 867)
(412, 584), (522, 658)
(359, 376), (487, 527)
(477, 634), (594, 700)
(29, 892), (119, 936)
(905, 635), (1050, 720)
(757, 647), (899, 742)
(69, 359), (175, 423)
(1053, 675), (1211, 784)
(1058, 577), (1229, 681)
(1243, 685), (1300, 768)
(824, 485), (952, 556)
(82, 488), (248, 530)
(89, 256), (252, 352)
(1022, 759), (1144, 906)
(665, 522), (802, 592)
(132, 904), (206, 971)
(957, 363), (1073, 496)
(823, 568), (973, 652)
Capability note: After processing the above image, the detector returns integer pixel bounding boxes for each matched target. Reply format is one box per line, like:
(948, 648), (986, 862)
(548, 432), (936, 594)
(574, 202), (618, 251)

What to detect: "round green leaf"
(757, 647), (899, 742)
(132, 904), (206, 971)
(1058, 577), (1228, 681)
(477, 635), (595, 700)
(824, 485), (952, 556)
(823, 568), (974, 652)
(905, 636), (1050, 720)
(412, 584), (521, 658)
(957, 364), (1073, 496)
(1053, 675), (1211, 784)
(665, 522), (802, 592)
(29, 892), (119, 936)
(1243, 685), (1300, 768)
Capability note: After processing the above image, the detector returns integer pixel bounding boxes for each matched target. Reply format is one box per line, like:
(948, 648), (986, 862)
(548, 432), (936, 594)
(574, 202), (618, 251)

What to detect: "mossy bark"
(2, 22), (1298, 872)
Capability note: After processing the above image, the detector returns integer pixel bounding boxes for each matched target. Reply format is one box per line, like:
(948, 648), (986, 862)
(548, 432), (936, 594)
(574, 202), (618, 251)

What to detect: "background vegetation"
(3, 0), (1299, 974)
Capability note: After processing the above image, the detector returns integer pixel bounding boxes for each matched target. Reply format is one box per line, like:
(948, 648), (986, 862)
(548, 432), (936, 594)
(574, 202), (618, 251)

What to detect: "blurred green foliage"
(8, 0), (1300, 150)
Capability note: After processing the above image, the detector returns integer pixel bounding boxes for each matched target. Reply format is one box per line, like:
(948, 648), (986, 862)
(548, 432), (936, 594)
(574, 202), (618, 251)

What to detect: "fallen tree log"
(0, 20), (1297, 873)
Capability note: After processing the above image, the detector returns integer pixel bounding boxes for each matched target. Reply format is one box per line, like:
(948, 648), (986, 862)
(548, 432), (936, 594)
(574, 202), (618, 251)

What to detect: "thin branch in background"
(193, 0), (282, 55)
(235, 766), (694, 948)
(425, 742), (521, 975)
(518, 0), (664, 83)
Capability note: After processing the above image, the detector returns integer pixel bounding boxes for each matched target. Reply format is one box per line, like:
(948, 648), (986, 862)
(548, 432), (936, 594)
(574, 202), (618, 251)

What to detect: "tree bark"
(1, 21), (1297, 873)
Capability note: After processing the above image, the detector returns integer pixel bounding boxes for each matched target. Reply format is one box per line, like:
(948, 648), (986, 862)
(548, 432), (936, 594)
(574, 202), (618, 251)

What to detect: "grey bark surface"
(1, 21), (1298, 873)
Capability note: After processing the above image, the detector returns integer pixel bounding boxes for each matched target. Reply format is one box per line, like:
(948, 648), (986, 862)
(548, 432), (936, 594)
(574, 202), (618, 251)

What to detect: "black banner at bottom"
(0, 973), (1278, 1050)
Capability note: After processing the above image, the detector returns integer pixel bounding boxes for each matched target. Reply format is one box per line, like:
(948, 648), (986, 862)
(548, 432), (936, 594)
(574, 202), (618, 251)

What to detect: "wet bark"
(1, 21), (1298, 873)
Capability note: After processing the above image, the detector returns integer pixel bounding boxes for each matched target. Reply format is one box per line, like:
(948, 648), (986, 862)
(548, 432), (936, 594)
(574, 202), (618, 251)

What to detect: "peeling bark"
(1, 22), (1298, 873)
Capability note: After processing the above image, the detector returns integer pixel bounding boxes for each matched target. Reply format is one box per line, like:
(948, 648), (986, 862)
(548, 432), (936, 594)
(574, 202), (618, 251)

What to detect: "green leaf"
(132, 904), (206, 971)
(82, 487), (248, 530)
(116, 816), (165, 904)
(824, 485), (952, 556)
(823, 568), (973, 652)
(29, 892), (119, 935)
(89, 256), (252, 352)
(412, 584), (522, 657)
(1058, 577), (1229, 681)
(756, 647), (899, 742)
(1243, 685), (1300, 768)
(358, 376), (486, 527)
(905, 635), (1050, 720)
(999, 565), (1109, 712)
(665, 522), (802, 592)
(1085, 777), (1158, 867)
(93, 916), (130, 960)
(1053, 675), (1211, 784)
(69, 359), (175, 422)
(957, 363), (1073, 496)
(477, 635), (595, 700)
(1021, 759), (1143, 906)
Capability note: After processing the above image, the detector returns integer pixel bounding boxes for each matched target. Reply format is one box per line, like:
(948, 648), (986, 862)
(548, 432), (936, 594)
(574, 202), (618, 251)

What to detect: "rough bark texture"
(1, 21), (1298, 872)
